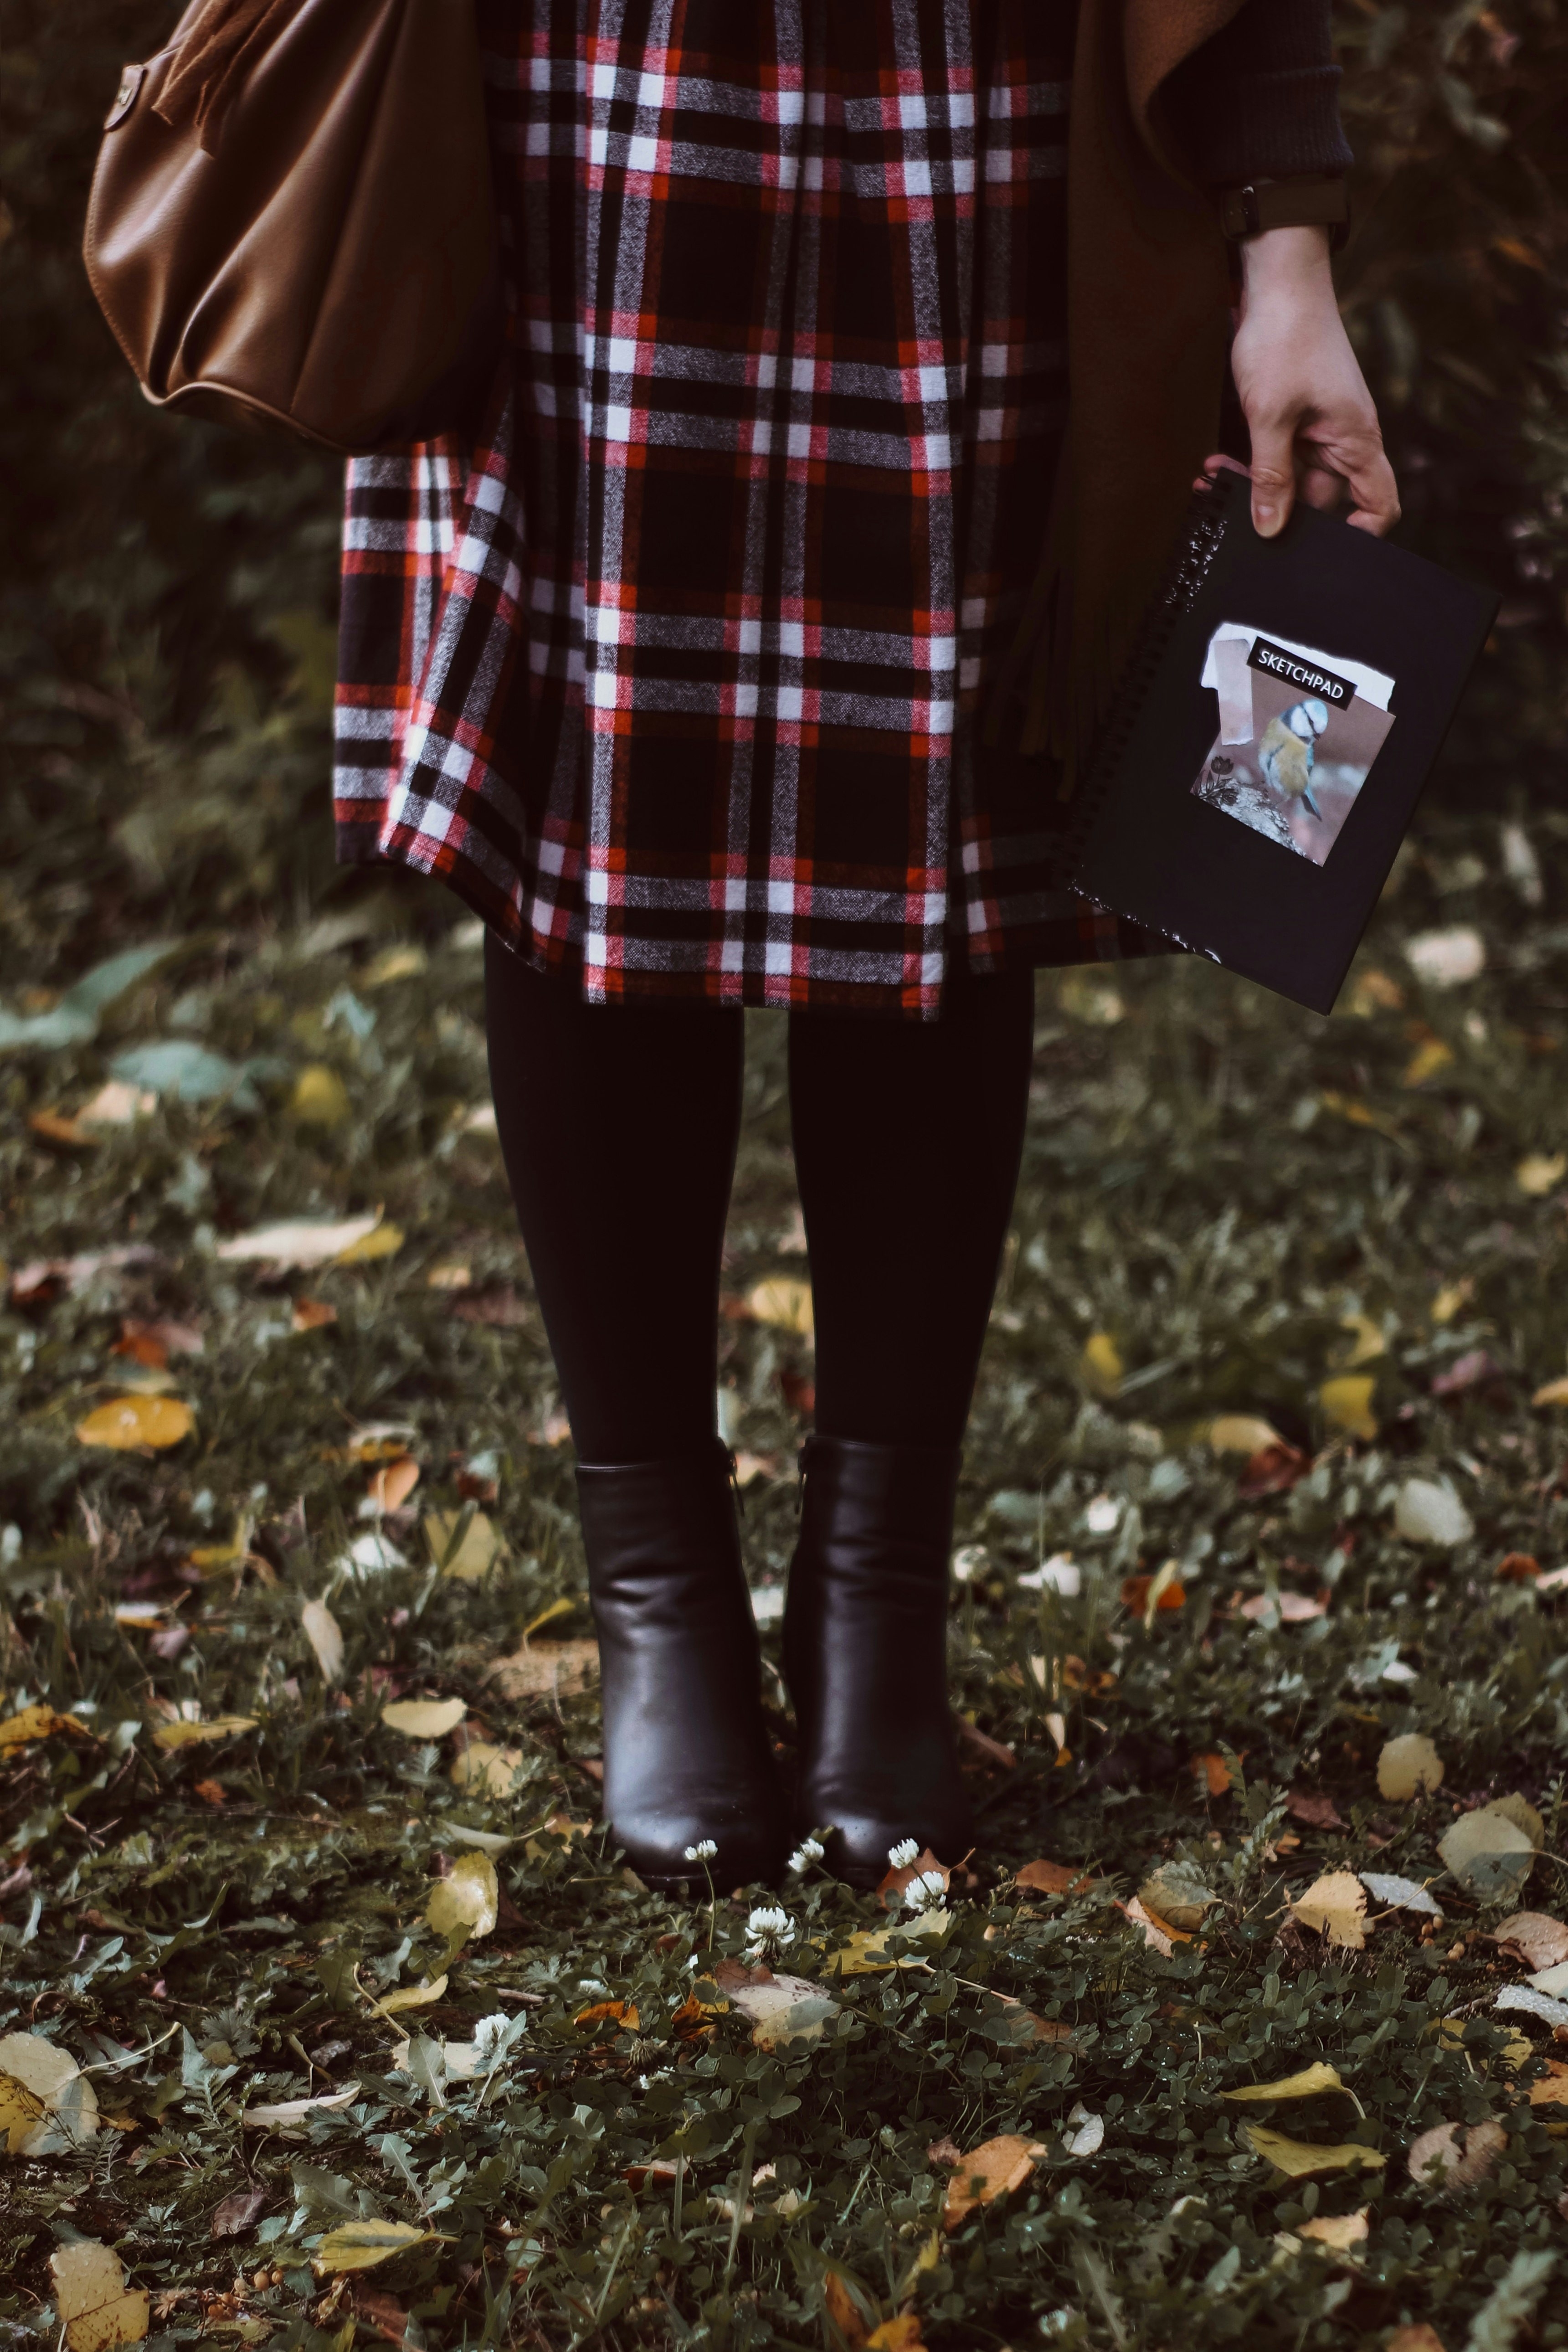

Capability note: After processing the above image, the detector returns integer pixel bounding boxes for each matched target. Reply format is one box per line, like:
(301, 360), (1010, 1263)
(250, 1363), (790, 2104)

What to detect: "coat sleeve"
(1159, 0), (1354, 183)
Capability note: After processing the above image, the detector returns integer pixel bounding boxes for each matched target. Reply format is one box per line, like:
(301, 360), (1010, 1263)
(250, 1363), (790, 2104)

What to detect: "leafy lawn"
(4, 820), (1568, 2351)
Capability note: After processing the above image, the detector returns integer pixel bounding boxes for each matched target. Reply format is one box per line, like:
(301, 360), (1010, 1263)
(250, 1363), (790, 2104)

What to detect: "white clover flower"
(887, 1837), (920, 1870)
(743, 1904), (796, 1961)
(903, 1869), (947, 1913)
(1085, 1493), (1120, 1534)
(787, 1837), (825, 1873)
(683, 1839), (718, 1863)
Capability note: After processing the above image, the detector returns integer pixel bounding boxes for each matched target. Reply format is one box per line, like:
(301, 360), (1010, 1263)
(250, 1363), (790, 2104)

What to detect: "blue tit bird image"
(1257, 696), (1331, 820)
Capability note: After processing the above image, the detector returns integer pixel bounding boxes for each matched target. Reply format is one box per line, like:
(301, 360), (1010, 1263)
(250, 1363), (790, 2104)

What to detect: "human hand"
(1203, 222), (1399, 541)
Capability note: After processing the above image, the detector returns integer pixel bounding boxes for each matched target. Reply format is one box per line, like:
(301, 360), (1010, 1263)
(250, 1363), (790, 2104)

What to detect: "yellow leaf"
(0, 2031), (100, 2157)
(746, 1276), (814, 1338)
(1291, 1872), (1369, 1951)
(363, 944), (428, 988)
(1337, 1312), (1387, 1368)
(314, 2220), (433, 2275)
(335, 1220), (404, 1265)
(1517, 1153), (1567, 1198)
(522, 1811), (589, 1860)
(1532, 1374), (1568, 1409)
(451, 1740), (525, 1796)
(1319, 1091), (1400, 1139)
(1079, 1332), (1123, 1398)
(485, 1638), (598, 1701)
(381, 1697), (466, 1739)
(0, 1705), (89, 1748)
(1344, 968), (1404, 1017)
(369, 1975), (448, 2021)
(425, 1508), (503, 1582)
(823, 1915), (950, 1976)
(151, 1715), (257, 1750)
(1224, 2062), (1348, 2103)
(866, 2321), (927, 2352)
(1319, 1375), (1377, 1440)
(1209, 1414), (1286, 1456)
(425, 1852), (498, 1945)
(518, 1595), (575, 1640)
(1430, 1279), (1473, 1325)
(1243, 2126), (1385, 2179)
(574, 1999), (640, 2032)
(75, 1395), (194, 1451)
(1402, 1038), (1454, 1087)
(941, 2133), (1049, 2228)
(49, 2241), (149, 2352)
(1377, 1733), (1445, 1801)
(290, 1064), (349, 1126)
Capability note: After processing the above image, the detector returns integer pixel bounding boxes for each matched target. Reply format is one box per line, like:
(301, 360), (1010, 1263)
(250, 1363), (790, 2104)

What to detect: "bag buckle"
(104, 63), (145, 132)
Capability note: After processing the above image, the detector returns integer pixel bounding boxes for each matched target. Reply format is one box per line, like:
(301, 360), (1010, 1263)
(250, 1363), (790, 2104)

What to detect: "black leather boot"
(576, 1442), (786, 1892)
(782, 1435), (972, 1887)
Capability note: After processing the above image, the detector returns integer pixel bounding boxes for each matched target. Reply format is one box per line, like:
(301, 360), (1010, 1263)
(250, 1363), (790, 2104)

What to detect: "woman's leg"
(782, 964), (1037, 1881)
(483, 934), (745, 1461)
(483, 936), (784, 1887)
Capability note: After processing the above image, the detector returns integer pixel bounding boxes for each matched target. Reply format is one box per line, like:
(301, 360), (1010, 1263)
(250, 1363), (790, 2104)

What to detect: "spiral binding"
(1064, 465), (1239, 876)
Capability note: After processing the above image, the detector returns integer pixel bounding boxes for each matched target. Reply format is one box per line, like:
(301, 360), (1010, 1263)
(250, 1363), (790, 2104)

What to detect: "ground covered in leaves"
(4, 819), (1568, 2352)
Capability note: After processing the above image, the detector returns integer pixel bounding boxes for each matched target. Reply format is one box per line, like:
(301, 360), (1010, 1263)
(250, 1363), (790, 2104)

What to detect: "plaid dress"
(333, 0), (1162, 1015)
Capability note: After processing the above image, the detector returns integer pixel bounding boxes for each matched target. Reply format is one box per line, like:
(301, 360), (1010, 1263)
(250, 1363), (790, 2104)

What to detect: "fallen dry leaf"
(49, 2240), (149, 2352)
(877, 1847), (951, 1908)
(1242, 2126), (1385, 2180)
(314, 2221), (436, 2275)
(725, 1971), (841, 2050)
(1407, 2118), (1506, 2196)
(1496, 1551), (1540, 1582)
(1360, 1872), (1442, 1917)
(366, 1456), (420, 1512)
(1121, 1569), (1185, 1617)
(1297, 2207), (1369, 2255)
(426, 1508), (504, 1581)
(209, 2186), (268, 2239)
(75, 1395), (194, 1451)
(1079, 1331), (1123, 1397)
(1286, 1789), (1347, 1830)
(1376, 1733), (1445, 1801)
(1517, 1151), (1567, 1197)
(941, 2132), (1048, 2229)
(426, 1853), (498, 1946)
(1532, 1374), (1568, 1408)
(0, 1705), (90, 1749)
(1237, 1441), (1311, 1497)
(301, 1596), (344, 1684)
(370, 1975), (449, 2022)
(1291, 1872), (1369, 1951)
(1137, 1860), (1214, 1932)
(1014, 1858), (1092, 1896)
(1223, 2062), (1348, 2104)
(243, 2081), (363, 2129)
(451, 1740), (525, 1797)
(215, 1213), (389, 1269)
(1319, 1374), (1378, 1440)
(953, 1715), (1016, 1770)
(151, 1715), (257, 1750)
(1386, 2331), (1446, 2352)
(485, 1638), (598, 1701)
(1119, 1896), (1185, 1956)
(292, 1297), (338, 1332)
(865, 2320), (925, 2352)
(1491, 1913), (1568, 1971)
(1240, 1590), (1326, 1624)
(574, 2000), (640, 2033)
(192, 1778), (225, 1807)
(823, 2274), (871, 2348)
(381, 1697), (466, 1740)
(746, 1276), (814, 1338)
(1209, 1413), (1286, 1456)
(1529, 2061), (1568, 2110)
(1438, 1805), (1537, 1899)
(0, 2031), (100, 2156)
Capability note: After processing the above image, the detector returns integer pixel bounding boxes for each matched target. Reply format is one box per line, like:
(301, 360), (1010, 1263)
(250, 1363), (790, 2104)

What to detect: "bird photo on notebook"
(1191, 623), (1397, 867)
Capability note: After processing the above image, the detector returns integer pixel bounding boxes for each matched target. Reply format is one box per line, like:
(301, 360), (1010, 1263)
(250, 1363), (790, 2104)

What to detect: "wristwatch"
(1219, 176), (1350, 252)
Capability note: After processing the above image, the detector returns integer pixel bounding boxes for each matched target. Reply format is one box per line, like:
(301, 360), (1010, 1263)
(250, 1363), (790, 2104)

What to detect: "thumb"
(1247, 420), (1297, 540)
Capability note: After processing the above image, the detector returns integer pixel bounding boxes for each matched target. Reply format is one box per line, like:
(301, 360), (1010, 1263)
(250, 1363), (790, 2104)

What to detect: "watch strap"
(1219, 176), (1350, 250)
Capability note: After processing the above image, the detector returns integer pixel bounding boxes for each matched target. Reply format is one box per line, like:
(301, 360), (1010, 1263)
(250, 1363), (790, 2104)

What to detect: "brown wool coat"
(1027, 0), (1246, 770)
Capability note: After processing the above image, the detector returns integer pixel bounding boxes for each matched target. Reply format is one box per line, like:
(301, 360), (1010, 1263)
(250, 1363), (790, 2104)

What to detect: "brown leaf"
(366, 1456), (419, 1512)
(573, 2000), (639, 2033)
(668, 1994), (719, 2042)
(1120, 1572), (1185, 1613)
(1489, 1912), (1568, 1971)
(210, 2187), (267, 2239)
(30, 1109), (97, 1149)
(866, 2322), (926, 2352)
(952, 1715), (1015, 1769)
(1529, 2060), (1568, 2110)
(925, 2137), (962, 2168)
(351, 2288), (420, 2350)
(1013, 1858), (1092, 1896)
(191, 1779), (226, 1808)
(452, 1284), (534, 1328)
(1495, 1551), (1540, 1582)
(292, 1298), (338, 1332)
(876, 1847), (951, 1908)
(1191, 1752), (1231, 1797)
(485, 1638), (599, 1701)
(824, 2274), (870, 2348)
(1386, 2331), (1446, 2352)
(712, 1958), (774, 1993)
(1237, 1442), (1310, 1498)
(1287, 1790), (1346, 1830)
(1407, 2118), (1506, 2197)
(941, 2132), (1048, 2229)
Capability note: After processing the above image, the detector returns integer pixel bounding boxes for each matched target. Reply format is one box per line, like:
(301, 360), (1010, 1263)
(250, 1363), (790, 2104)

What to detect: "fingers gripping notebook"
(1067, 467), (1496, 1014)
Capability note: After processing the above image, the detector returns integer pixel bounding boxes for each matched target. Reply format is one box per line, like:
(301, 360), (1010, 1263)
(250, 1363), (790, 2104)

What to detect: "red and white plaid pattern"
(334, 0), (1162, 1014)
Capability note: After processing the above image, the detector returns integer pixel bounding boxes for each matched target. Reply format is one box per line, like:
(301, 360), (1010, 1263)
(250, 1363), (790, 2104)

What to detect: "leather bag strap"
(155, 0), (303, 152)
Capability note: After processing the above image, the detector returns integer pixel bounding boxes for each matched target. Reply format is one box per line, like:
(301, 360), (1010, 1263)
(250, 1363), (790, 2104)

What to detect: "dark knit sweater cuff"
(1163, 2), (1355, 185)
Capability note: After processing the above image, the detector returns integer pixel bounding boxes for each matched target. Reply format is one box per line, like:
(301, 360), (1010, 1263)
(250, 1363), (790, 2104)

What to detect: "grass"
(4, 814), (1568, 2351)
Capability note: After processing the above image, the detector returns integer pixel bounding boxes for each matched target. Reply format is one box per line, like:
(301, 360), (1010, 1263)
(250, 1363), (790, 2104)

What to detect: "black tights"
(483, 937), (1035, 1461)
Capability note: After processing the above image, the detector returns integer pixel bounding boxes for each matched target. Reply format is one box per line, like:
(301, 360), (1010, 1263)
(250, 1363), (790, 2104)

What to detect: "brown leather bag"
(82, 0), (498, 456)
